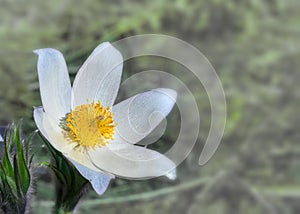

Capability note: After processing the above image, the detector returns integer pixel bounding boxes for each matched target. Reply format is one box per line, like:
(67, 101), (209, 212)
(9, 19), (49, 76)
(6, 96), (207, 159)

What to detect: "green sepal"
(3, 135), (14, 179)
(41, 161), (67, 185)
(13, 155), (24, 198)
(14, 125), (31, 195)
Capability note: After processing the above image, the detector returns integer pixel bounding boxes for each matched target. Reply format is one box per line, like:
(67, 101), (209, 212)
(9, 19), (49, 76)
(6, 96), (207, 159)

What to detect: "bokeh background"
(1, 0), (299, 213)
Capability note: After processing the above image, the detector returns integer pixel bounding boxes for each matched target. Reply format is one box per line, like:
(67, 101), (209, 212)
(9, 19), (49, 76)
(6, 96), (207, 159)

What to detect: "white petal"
(68, 158), (113, 195)
(165, 169), (176, 180)
(72, 42), (123, 108)
(34, 48), (71, 124)
(112, 88), (177, 144)
(33, 107), (73, 154)
(33, 107), (51, 141)
(88, 143), (176, 179)
(0, 126), (5, 141)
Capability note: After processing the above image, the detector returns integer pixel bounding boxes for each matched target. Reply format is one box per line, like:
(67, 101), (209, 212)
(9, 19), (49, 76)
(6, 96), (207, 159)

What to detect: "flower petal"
(34, 48), (71, 124)
(112, 88), (177, 144)
(72, 42), (123, 108)
(33, 107), (50, 141)
(0, 126), (5, 142)
(88, 143), (176, 179)
(33, 107), (73, 154)
(68, 158), (114, 195)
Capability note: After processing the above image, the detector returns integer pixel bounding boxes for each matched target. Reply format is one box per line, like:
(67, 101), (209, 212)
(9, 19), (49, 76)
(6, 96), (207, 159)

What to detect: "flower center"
(60, 101), (115, 149)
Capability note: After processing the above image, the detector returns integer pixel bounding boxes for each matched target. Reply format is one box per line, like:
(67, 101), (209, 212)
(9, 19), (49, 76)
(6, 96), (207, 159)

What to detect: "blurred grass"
(1, 0), (300, 213)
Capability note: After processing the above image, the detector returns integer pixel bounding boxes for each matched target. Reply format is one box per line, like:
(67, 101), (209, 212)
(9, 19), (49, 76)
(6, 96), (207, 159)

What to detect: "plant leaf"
(15, 125), (30, 195)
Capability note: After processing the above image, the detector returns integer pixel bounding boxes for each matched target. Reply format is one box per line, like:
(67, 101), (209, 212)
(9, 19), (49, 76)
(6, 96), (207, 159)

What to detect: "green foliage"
(0, 123), (33, 213)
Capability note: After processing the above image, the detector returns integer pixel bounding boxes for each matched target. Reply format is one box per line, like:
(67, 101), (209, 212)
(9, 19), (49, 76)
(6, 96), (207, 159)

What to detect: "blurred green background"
(1, 0), (300, 213)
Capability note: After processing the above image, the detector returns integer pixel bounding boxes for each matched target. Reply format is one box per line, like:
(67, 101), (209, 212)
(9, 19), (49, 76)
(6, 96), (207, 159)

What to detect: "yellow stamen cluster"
(61, 101), (115, 149)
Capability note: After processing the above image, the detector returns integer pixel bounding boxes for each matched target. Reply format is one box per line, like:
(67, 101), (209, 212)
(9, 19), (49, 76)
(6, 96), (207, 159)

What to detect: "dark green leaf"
(41, 162), (67, 185)
(13, 155), (23, 198)
(15, 137), (31, 195)
(3, 137), (14, 178)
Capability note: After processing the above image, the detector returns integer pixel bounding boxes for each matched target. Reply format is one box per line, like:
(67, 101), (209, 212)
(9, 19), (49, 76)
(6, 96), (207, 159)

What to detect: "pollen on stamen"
(59, 101), (116, 150)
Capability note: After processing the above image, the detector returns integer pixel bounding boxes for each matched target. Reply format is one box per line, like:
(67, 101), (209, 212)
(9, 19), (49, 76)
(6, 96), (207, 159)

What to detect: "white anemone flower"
(33, 42), (177, 195)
